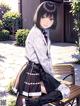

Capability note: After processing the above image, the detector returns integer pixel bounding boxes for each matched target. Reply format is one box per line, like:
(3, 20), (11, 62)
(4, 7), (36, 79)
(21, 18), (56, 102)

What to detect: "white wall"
(0, 0), (19, 12)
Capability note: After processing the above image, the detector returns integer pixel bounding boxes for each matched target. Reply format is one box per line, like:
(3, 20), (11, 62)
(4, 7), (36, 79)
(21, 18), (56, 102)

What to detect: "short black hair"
(33, 1), (57, 29)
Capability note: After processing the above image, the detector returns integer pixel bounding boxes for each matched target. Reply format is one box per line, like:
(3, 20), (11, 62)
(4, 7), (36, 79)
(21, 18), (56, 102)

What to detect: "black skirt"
(18, 61), (42, 97)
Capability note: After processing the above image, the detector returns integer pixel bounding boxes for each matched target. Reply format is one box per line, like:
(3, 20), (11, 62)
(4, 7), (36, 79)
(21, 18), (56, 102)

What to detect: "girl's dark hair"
(33, 1), (57, 29)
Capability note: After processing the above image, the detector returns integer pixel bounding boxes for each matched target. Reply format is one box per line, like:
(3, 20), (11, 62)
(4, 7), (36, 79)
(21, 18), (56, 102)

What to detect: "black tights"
(25, 71), (63, 106)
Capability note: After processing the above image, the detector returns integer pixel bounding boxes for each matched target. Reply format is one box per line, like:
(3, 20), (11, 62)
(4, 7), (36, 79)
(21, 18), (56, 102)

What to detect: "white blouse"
(25, 25), (54, 77)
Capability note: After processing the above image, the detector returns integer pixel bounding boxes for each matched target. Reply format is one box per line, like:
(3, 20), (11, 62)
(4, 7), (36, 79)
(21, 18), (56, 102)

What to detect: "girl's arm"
(33, 35), (54, 78)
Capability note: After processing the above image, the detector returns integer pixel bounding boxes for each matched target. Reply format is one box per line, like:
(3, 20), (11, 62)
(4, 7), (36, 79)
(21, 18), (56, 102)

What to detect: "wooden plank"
(61, 85), (80, 103)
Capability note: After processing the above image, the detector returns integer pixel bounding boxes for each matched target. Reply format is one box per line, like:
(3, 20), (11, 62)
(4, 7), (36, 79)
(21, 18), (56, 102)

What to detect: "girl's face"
(40, 14), (54, 29)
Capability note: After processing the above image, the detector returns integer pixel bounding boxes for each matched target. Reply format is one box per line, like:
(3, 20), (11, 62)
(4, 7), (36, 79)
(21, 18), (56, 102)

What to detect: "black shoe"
(38, 90), (63, 105)
(26, 90), (62, 106)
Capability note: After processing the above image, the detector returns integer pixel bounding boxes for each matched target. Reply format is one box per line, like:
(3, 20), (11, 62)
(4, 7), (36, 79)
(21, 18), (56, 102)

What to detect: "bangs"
(41, 13), (54, 18)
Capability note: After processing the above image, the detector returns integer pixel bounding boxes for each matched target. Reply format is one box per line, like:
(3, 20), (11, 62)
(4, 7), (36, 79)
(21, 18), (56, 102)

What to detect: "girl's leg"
(40, 70), (61, 93)
(16, 95), (26, 106)
(25, 72), (63, 106)
(26, 90), (63, 106)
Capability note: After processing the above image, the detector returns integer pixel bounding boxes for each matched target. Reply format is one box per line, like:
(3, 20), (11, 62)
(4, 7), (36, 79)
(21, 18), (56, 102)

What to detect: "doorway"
(64, 2), (77, 43)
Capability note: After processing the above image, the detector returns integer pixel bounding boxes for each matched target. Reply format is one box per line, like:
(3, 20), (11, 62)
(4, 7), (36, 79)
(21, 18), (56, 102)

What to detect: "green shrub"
(7, 100), (16, 106)
(71, 0), (80, 54)
(7, 95), (16, 106)
(0, 20), (3, 30)
(3, 11), (21, 35)
(16, 29), (30, 46)
(6, 79), (17, 106)
(0, 29), (10, 40)
(71, 0), (80, 15)
(0, 3), (10, 20)
(7, 80), (14, 93)
(71, 1), (80, 31)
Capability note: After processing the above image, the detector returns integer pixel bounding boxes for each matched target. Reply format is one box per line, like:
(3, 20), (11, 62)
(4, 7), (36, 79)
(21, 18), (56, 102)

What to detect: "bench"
(48, 64), (80, 106)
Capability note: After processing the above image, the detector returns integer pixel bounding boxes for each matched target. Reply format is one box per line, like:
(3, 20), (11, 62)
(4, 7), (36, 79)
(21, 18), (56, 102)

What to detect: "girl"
(13, 1), (70, 106)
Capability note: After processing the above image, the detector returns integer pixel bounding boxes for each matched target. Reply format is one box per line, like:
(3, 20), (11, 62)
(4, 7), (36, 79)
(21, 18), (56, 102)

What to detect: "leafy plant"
(0, 20), (3, 31)
(71, 0), (80, 14)
(3, 11), (21, 35)
(71, 0), (80, 32)
(0, 29), (10, 40)
(16, 29), (30, 46)
(7, 95), (16, 106)
(0, 3), (10, 20)
(7, 80), (14, 93)
(71, 0), (80, 62)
